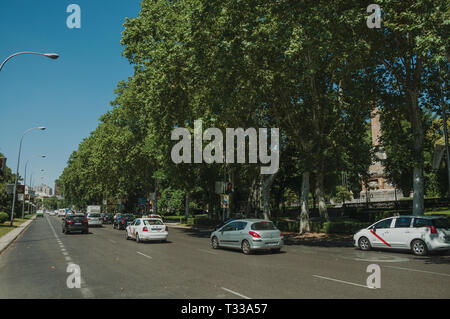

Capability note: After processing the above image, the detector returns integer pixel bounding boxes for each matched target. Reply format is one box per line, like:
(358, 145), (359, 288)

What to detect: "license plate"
(75, 223), (82, 225)
(151, 227), (160, 231)
(266, 242), (278, 245)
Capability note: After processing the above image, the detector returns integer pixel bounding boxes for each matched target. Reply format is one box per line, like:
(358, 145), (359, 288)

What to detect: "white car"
(86, 213), (102, 227)
(49, 210), (57, 216)
(125, 218), (168, 243)
(354, 216), (450, 256)
(58, 209), (66, 217)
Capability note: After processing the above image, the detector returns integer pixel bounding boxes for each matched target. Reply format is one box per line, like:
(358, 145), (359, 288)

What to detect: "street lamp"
(0, 52), (59, 72)
(22, 155), (46, 218)
(10, 127), (46, 226)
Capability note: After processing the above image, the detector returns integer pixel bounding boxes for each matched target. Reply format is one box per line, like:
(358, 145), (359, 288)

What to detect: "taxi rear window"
(144, 220), (164, 225)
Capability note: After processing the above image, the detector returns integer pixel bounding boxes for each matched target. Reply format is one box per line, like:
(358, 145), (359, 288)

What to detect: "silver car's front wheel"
(211, 236), (219, 249)
(358, 237), (371, 251)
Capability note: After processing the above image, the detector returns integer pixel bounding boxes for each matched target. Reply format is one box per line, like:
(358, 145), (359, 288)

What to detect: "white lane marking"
(197, 248), (218, 255)
(137, 251), (152, 259)
(221, 287), (251, 299)
(384, 265), (450, 277)
(109, 239), (117, 244)
(313, 275), (373, 289)
(46, 216), (95, 298)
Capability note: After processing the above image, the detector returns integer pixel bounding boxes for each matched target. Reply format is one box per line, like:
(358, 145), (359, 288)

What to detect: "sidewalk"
(0, 216), (36, 255)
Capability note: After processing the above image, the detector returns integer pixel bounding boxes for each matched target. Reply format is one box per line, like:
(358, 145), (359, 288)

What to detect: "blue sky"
(0, 0), (141, 190)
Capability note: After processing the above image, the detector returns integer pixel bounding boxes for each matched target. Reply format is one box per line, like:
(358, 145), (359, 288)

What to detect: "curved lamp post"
(0, 52), (59, 72)
(22, 155), (46, 218)
(10, 127), (46, 226)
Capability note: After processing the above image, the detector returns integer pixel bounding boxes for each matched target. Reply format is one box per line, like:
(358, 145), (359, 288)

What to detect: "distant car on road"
(62, 213), (88, 234)
(126, 218), (168, 243)
(354, 216), (450, 256)
(36, 210), (44, 218)
(101, 213), (113, 224)
(86, 212), (102, 227)
(58, 209), (66, 218)
(49, 210), (57, 216)
(210, 219), (284, 255)
(113, 214), (134, 230)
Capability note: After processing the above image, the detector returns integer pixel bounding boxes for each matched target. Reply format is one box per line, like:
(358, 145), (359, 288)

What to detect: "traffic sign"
(220, 194), (229, 209)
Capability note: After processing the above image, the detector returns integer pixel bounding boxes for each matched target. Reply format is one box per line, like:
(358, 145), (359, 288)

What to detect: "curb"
(0, 216), (37, 255)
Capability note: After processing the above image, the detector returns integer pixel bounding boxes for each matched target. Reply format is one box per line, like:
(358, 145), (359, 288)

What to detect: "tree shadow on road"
(283, 234), (354, 248)
(411, 252), (450, 265)
(174, 227), (213, 239)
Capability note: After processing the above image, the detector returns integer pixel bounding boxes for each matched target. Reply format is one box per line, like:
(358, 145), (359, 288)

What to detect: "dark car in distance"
(62, 214), (88, 234)
(113, 214), (134, 230)
(101, 213), (113, 224)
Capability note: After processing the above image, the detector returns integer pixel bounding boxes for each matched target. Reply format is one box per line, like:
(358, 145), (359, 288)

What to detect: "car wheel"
(62, 228), (65, 234)
(411, 239), (428, 256)
(272, 248), (281, 254)
(125, 231), (130, 240)
(211, 236), (219, 249)
(136, 233), (140, 243)
(242, 240), (252, 255)
(358, 236), (371, 251)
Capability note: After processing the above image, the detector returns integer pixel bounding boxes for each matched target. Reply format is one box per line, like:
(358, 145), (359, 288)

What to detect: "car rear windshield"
(143, 220), (164, 225)
(67, 216), (85, 222)
(433, 218), (450, 229)
(88, 213), (100, 218)
(251, 221), (276, 230)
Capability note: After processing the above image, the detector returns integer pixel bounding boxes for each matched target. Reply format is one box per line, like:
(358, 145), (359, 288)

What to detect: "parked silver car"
(210, 219), (284, 254)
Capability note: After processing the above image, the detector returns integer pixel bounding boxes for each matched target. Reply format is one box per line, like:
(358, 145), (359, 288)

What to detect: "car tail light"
(121, 220), (125, 223)
(165, 226), (168, 231)
(143, 226), (148, 232)
(67, 220), (73, 224)
(249, 231), (261, 238)
(83, 219), (88, 223)
(280, 232), (283, 237)
(426, 225), (437, 234)
(87, 218), (91, 220)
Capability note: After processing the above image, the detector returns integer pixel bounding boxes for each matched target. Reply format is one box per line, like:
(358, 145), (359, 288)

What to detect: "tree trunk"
(261, 174), (276, 220)
(409, 90), (425, 216)
(299, 172), (311, 234)
(185, 192), (190, 219)
(315, 170), (329, 220)
(246, 179), (256, 218)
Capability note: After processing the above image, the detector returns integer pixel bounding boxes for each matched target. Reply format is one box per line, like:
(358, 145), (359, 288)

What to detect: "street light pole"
(0, 52), (59, 72)
(22, 155), (46, 218)
(10, 127), (46, 226)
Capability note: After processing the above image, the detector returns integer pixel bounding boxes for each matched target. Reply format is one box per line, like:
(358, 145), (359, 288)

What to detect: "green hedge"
(163, 215), (187, 223)
(187, 214), (219, 227)
(273, 218), (370, 235)
(0, 212), (9, 224)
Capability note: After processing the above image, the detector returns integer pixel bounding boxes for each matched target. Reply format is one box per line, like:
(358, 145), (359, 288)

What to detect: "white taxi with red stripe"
(125, 218), (168, 243)
(353, 216), (450, 256)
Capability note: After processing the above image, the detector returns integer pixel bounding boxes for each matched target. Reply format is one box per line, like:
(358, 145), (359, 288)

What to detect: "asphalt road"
(0, 215), (449, 299)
